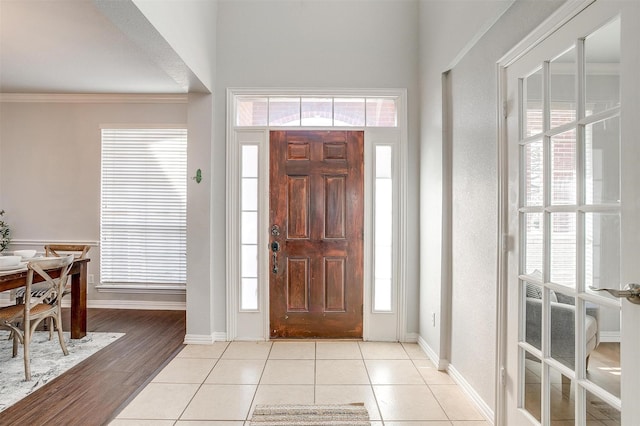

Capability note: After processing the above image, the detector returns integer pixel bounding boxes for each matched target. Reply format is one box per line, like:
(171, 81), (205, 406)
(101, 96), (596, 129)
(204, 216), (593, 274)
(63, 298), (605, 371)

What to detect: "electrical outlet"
(88, 274), (94, 284)
(431, 312), (436, 327)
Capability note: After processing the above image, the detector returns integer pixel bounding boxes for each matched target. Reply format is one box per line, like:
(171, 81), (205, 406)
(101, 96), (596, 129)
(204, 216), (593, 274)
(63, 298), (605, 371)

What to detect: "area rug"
(250, 403), (370, 426)
(0, 330), (124, 412)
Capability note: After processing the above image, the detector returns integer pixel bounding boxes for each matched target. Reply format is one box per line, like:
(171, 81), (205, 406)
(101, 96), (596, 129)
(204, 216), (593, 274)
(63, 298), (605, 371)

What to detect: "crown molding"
(0, 93), (188, 104)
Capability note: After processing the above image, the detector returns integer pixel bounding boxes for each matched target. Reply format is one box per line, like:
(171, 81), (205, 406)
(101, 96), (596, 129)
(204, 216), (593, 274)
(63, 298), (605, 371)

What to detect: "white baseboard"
(184, 332), (227, 344)
(599, 331), (621, 343)
(184, 334), (215, 344)
(60, 299), (186, 310)
(447, 364), (495, 424)
(417, 335), (449, 370)
(404, 332), (419, 343)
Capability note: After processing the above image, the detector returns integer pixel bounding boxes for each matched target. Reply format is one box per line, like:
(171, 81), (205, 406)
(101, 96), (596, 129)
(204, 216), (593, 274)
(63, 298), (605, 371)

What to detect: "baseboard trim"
(60, 299), (186, 310)
(417, 335), (449, 370)
(184, 332), (227, 344)
(404, 332), (418, 343)
(184, 334), (215, 344)
(447, 364), (495, 424)
(599, 331), (621, 343)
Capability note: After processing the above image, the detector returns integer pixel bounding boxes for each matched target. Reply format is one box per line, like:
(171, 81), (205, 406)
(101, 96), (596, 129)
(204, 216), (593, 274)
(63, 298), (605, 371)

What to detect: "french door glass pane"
(587, 389), (621, 425)
(523, 352), (542, 422)
(549, 364), (575, 420)
(524, 68), (543, 137)
(524, 141), (543, 206)
(585, 302), (620, 398)
(550, 47), (577, 129)
(524, 213), (543, 276)
(585, 212), (620, 290)
(551, 129), (577, 205)
(585, 19), (620, 116)
(549, 289), (576, 369)
(524, 281), (542, 351)
(550, 212), (576, 287)
(585, 117), (620, 205)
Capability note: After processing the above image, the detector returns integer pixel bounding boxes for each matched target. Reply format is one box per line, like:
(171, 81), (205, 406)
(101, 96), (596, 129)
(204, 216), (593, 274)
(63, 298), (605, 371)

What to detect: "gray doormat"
(250, 403), (370, 426)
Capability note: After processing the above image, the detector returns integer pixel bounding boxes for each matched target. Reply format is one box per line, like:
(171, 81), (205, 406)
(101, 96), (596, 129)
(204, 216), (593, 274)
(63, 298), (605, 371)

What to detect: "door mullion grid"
(574, 36), (588, 426)
(541, 59), (552, 426)
(516, 76), (529, 415)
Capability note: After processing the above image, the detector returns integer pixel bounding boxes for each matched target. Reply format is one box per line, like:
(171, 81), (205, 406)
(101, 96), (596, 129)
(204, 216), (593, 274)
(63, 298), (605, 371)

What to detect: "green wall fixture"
(193, 168), (202, 184)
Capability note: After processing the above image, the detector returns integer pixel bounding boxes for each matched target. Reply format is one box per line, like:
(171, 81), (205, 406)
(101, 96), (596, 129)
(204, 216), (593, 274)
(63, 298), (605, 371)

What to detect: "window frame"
(226, 88), (408, 341)
(98, 126), (188, 294)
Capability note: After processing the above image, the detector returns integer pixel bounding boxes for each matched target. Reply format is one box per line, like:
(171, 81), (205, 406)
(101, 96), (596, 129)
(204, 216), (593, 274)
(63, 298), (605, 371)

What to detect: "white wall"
(214, 0), (420, 336)
(133, 0), (217, 92)
(446, 0), (564, 413)
(417, 0), (513, 366)
(0, 98), (188, 306)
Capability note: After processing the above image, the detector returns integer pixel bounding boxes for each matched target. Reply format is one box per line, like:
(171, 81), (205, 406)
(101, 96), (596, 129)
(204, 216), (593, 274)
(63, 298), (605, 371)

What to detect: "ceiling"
(0, 0), (186, 94)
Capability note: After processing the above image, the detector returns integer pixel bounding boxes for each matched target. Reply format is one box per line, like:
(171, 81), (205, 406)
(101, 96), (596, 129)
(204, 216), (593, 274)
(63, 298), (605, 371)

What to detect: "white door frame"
(495, 1), (597, 424)
(225, 88), (409, 342)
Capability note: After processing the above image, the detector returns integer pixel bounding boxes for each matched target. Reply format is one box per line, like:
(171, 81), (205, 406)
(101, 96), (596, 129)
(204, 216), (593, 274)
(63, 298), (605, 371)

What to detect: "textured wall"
(448, 0), (564, 410)
(0, 100), (187, 304)
(418, 0), (513, 363)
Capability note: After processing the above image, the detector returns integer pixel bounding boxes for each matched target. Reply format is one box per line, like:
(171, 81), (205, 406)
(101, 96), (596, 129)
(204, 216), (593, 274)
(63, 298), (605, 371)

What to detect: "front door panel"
(269, 130), (364, 338)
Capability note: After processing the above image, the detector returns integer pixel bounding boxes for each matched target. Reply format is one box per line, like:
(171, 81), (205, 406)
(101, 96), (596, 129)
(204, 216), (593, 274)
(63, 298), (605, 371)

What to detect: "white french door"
(502, 1), (640, 424)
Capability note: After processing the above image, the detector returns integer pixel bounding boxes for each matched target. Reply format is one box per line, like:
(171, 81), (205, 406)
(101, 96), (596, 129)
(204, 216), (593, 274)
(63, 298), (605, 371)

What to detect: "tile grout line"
(176, 342), (230, 422)
(358, 341), (385, 424)
(244, 341), (273, 421)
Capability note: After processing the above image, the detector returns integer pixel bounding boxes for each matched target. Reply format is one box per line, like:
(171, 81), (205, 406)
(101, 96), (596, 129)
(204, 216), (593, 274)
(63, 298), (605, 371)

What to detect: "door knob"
(270, 241), (280, 274)
(589, 284), (640, 305)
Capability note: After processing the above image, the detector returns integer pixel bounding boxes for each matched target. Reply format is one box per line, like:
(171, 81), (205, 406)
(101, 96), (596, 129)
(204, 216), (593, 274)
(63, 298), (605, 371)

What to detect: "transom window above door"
(227, 88), (407, 341)
(235, 96), (398, 127)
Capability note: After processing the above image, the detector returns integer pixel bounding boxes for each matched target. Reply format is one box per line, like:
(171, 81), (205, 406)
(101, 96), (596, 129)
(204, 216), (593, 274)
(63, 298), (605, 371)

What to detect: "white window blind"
(100, 128), (187, 288)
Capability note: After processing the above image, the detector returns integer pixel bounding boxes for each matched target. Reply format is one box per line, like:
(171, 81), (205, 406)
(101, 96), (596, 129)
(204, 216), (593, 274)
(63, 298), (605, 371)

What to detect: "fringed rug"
(250, 403), (370, 426)
(0, 330), (124, 412)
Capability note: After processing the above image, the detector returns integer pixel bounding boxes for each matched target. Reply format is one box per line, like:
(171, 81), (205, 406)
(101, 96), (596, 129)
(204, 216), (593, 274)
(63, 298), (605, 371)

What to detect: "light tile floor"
(110, 341), (490, 425)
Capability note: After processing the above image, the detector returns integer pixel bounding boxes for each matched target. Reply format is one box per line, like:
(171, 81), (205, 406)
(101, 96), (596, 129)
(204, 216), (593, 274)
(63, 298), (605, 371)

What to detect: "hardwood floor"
(1, 308), (185, 426)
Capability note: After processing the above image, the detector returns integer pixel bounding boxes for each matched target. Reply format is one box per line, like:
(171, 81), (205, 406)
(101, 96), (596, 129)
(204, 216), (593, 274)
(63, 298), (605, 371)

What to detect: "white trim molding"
(95, 285), (186, 295)
(184, 334), (215, 345)
(418, 335), (449, 371)
(0, 93), (188, 104)
(9, 239), (99, 247)
(599, 331), (621, 343)
(448, 364), (495, 424)
(495, 2), (599, 425)
(226, 88), (409, 342)
(61, 299), (186, 310)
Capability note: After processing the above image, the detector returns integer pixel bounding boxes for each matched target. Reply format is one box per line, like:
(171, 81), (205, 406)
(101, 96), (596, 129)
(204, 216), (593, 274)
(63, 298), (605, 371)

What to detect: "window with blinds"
(100, 128), (187, 290)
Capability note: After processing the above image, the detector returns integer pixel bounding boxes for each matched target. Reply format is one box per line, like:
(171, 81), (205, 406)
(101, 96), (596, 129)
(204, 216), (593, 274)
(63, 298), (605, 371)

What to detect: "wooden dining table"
(0, 258), (89, 339)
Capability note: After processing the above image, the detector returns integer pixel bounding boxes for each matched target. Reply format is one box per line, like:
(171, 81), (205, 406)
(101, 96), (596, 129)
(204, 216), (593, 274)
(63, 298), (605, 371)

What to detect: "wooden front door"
(269, 130), (364, 338)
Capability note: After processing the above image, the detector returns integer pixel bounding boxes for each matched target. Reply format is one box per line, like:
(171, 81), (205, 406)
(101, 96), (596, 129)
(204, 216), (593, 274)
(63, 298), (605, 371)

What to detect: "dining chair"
(15, 244), (90, 304)
(0, 255), (74, 380)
